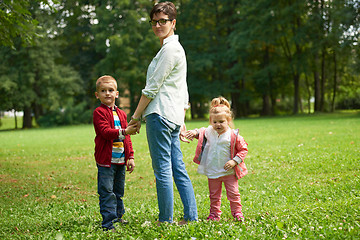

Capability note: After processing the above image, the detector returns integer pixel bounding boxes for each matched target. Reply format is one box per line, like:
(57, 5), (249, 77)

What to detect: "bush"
(336, 91), (360, 110)
(336, 95), (360, 109)
(37, 102), (92, 127)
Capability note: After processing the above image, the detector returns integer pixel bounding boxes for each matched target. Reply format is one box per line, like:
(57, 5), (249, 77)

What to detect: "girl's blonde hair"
(209, 96), (234, 128)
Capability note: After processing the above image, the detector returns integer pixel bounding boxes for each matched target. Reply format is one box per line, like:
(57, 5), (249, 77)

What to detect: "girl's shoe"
(234, 213), (244, 222)
(178, 219), (188, 225)
(207, 214), (220, 221)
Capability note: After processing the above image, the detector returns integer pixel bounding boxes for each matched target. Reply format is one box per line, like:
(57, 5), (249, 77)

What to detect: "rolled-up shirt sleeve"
(142, 46), (176, 99)
(141, 35), (189, 126)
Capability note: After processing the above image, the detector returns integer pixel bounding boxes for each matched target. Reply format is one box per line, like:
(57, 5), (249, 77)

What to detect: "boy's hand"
(180, 124), (190, 143)
(184, 130), (197, 141)
(126, 159), (135, 173)
(125, 124), (138, 135)
(224, 160), (237, 171)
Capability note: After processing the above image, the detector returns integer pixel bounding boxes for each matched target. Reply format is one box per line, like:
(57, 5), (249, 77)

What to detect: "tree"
(53, 0), (103, 111)
(306, 0), (359, 112)
(0, 1), (82, 128)
(91, 0), (158, 114)
(228, 0), (290, 116)
(0, 0), (53, 48)
(178, 0), (246, 118)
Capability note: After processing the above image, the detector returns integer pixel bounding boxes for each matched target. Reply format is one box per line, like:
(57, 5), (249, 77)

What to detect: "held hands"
(125, 124), (138, 135)
(183, 130), (198, 141)
(128, 118), (141, 134)
(224, 160), (237, 171)
(180, 124), (190, 143)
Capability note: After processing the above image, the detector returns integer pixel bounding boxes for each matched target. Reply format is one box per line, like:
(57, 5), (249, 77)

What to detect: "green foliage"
(1, 0), (359, 127)
(37, 101), (92, 127)
(0, 112), (359, 239)
(91, 0), (158, 113)
(0, 0), (36, 48)
(180, 0), (359, 116)
(0, 1), (56, 48)
(336, 89), (360, 110)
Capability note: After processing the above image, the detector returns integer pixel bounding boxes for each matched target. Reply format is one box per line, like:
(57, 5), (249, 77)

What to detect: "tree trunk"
(305, 75), (312, 114)
(190, 101), (207, 119)
(314, 53), (321, 112)
(331, 51), (337, 112)
(231, 82), (241, 118)
(293, 73), (300, 114)
(14, 111), (18, 129)
(271, 96), (276, 116)
(22, 107), (33, 128)
(261, 46), (272, 116)
(261, 94), (271, 116)
(299, 95), (303, 113)
(33, 103), (42, 123)
(231, 78), (249, 117)
(320, 48), (326, 111)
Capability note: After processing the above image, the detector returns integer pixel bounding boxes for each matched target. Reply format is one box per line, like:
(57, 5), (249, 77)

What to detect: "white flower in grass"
(141, 221), (151, 227)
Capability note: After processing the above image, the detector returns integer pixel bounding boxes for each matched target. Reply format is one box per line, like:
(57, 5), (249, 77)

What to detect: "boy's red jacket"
(93, 104), (134, 167)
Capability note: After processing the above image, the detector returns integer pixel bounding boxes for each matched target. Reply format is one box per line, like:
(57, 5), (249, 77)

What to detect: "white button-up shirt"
(142, 35), (189, 126)
(197, 126), (235, 179)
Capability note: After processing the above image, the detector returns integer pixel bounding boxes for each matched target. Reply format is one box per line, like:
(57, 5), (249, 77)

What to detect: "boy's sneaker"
(207, 213), (220, 221)
(118, 219), (128, 225)
(234, 213), (244, 222)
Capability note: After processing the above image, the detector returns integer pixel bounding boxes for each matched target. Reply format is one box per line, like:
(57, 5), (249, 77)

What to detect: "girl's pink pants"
(208, 174), (242, 218)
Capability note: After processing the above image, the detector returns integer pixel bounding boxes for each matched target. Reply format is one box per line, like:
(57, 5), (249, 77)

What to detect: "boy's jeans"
(146, 113), (198, 223)
(97, 164), (126, 230)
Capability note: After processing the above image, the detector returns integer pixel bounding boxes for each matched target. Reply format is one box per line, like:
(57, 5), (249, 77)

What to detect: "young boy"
(93, 75), (137, 231)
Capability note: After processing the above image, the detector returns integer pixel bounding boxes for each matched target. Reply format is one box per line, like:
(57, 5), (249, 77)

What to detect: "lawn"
(0, 112), (359, 239)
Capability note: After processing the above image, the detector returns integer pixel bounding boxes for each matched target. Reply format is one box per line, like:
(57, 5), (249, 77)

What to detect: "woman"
(129, 2), (197, 225)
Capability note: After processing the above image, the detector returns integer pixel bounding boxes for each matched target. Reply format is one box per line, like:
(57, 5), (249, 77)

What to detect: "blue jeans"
(97, 164), (126, 230)
(146, 113), (198, 222)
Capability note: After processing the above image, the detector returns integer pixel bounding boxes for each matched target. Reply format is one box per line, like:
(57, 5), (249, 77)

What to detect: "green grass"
(1, 112), (359, 239)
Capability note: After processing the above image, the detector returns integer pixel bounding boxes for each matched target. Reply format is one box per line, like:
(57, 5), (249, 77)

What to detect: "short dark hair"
(150, 1), (177, 20)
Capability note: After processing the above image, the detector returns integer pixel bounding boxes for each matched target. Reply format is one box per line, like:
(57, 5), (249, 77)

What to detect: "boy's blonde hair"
(209, 96), (234, 128)
(96, 75), (118, 91)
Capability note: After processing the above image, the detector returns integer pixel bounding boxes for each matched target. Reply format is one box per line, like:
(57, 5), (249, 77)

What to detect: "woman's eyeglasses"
(149, 19), (172, 26)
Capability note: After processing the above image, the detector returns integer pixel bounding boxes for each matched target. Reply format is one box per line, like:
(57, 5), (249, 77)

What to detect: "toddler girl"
(185, 97), (248, 221)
